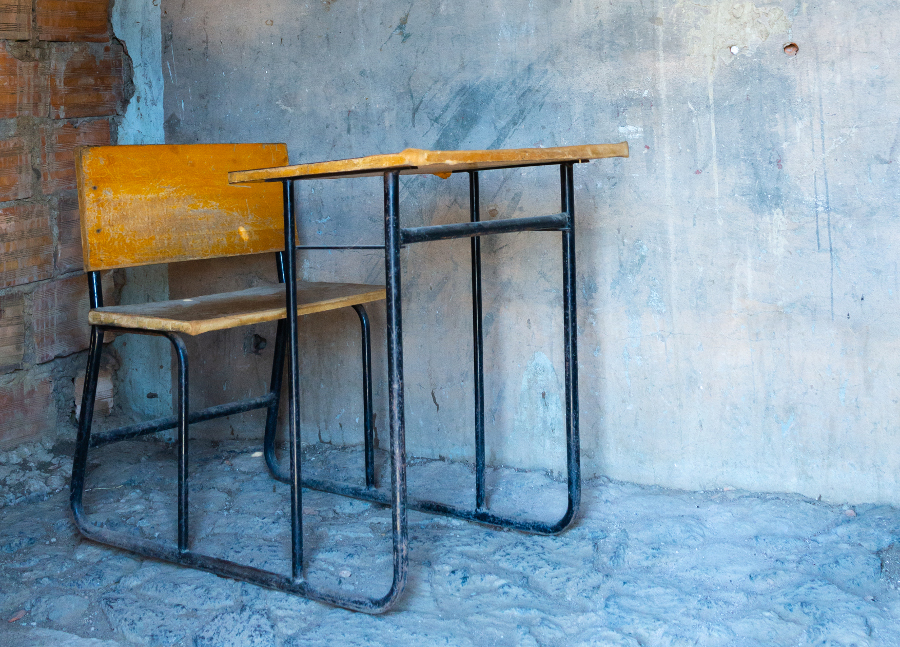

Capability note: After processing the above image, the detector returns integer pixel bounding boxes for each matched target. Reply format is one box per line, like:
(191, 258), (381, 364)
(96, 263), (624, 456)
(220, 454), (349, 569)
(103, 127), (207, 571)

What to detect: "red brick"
(40, 120), (110, 194)
(32, 273), (87, 363)
(0, 373), (54, 447)
(48, 43), (126, 119)
(0, 43), (49, 118)
(55, 191), (83, 273)
(38, 0), (109, 43)
(0, 136), (32, 201)
(0, 0), (32, 41)
(0, 203), (53, 288)
(0, 292), (24, 371)
(32, 272), (114, 363)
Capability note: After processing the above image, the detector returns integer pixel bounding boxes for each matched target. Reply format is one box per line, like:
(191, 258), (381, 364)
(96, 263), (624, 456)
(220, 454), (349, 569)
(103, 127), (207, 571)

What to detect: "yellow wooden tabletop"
(228, 143), (629, 183)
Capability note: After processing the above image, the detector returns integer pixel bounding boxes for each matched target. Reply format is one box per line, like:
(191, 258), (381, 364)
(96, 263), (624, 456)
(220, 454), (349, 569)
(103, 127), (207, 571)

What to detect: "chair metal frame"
(69, 144), (393, 613)
(70, 259), (382, 609)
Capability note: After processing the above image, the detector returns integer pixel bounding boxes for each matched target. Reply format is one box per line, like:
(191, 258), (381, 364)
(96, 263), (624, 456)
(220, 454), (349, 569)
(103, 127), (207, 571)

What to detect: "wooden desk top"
(228, 143), (629, 183)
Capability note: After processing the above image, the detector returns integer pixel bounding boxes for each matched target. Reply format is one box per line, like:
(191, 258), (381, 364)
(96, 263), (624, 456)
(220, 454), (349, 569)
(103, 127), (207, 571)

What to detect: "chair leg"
(351, 304), (375, 488)
(263, 319), (287, 480)
(70, 326), (106, 525)
(72, 328), (191, 549)
(265, 308), (376, 488)
(70, 325), (409, 613)
(166, 333), (191, 553)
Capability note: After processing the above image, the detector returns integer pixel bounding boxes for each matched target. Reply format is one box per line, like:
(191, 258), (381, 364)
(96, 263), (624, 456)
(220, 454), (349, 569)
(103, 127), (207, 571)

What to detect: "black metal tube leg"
(70, 325), (105, 522)
(282, 179), (304, 582)
(264, 251), (288, 477)
(262, 305), (374, 491)
(468, 171), (486, 511)
(263, 318), (288, 479)
(382, 170), (408, 606)
(352, 304), (376, 488)
(560, 163), (581, 527)
(168, 333), (190, 553)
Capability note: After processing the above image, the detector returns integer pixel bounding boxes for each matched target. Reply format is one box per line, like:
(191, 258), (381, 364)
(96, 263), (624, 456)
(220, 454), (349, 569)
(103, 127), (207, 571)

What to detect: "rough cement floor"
(2, 438), (900, 646)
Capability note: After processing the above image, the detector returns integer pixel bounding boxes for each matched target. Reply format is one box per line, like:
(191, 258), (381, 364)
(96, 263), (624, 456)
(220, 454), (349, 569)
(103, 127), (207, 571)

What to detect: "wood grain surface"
(88, 282), (386, 336)
(228, 142), (630, 183)
(78, 143), (288, 271)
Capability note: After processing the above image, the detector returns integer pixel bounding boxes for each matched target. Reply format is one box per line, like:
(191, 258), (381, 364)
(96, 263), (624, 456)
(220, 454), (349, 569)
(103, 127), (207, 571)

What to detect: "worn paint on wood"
(228, 143), (630, 183)
(88, 282), (386, 335)
(77, 143), (289, 271)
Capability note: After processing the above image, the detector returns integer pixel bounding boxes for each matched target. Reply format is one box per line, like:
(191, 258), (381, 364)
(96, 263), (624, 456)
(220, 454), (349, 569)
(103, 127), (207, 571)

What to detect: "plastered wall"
(111, 0), (170, 422)
(148, 0), (900, 503)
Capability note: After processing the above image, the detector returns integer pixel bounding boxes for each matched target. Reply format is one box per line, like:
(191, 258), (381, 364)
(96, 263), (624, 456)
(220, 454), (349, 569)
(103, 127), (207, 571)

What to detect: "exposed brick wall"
(37, 0), (110, 43)
(0, 42), (47, 118)
(0, 202), (52, 287)
(0, 0), (130, 448)
(0, 371), (54, 445)
(40, 120), (110, 193)
(54, 191), (80, 273)
(0, 1), (31, 42)
(48, 43), (126, 119)
(31, 272), (87, 363)
(32, 271), (113, 363)
(0, 136), (33, 201)
(0, 291), (24, 370)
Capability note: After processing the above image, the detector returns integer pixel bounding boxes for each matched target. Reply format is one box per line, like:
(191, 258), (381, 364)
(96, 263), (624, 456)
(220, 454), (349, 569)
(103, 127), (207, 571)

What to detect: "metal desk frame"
(228, 144), (628, 612)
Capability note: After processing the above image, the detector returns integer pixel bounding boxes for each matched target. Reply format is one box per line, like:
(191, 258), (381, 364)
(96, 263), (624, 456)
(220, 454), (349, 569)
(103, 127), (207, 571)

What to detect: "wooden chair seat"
(89, 282), (386, 335)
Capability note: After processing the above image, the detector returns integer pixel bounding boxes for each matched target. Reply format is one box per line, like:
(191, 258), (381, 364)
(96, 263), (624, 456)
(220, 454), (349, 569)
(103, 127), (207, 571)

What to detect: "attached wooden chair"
(69, 144), (384, 596)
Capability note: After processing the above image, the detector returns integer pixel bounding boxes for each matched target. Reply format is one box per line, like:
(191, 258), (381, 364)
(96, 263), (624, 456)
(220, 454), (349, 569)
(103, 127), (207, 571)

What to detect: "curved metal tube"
(70, 319), (401, 613)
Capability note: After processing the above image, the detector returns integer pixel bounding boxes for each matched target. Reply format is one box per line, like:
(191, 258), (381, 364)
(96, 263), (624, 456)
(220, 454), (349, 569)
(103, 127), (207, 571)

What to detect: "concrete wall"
(157, 0), (900, 504)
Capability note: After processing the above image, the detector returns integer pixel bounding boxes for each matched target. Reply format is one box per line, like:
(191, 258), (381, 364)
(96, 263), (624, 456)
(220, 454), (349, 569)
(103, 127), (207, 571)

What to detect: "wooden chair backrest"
(77, 143), (289, 272)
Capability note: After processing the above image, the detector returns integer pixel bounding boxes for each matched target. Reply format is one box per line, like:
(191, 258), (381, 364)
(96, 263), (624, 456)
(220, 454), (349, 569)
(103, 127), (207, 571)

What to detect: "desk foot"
(294, 475), (578, 536)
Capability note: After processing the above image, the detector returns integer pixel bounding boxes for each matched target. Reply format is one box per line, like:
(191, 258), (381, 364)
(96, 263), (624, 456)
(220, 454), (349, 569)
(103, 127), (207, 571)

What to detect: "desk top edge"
(228, 142), (629, 183)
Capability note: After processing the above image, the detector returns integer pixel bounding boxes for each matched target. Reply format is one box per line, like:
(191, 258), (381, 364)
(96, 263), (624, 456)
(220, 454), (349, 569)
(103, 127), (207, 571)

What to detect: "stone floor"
(2, 437), (900, 646)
